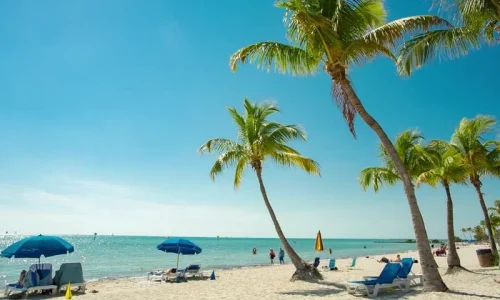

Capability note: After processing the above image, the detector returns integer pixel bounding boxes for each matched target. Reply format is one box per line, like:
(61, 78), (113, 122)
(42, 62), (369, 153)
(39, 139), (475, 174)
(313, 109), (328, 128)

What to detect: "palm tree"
(460, 228), (468, 240)
(416, 140), (469, 272)
(450, 116), (500, 262)
(467, 227), (474, 240)
(198, 99), (322, 282)
(474, 225), (488, 241)
(230, 0), (450, 291)
(359, 130), (428, 192)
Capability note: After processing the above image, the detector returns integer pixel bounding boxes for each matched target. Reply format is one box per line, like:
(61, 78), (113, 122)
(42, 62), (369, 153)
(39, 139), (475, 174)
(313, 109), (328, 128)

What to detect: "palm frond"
(416, 169), (441, 187)
(229, 42), (320, 75)
(209, 149), (247, 181)
(359, 167), (400, 192)
(332, 75), (357, 137)
(270, 151), (321, 175)
(198, 138), (240, 154)
(233, 157), (247, 188)
(265, 123), (307, 144)
(365, 15), (453, 49)
(397, 26), (482, 76)
(343, 37), (396, 66)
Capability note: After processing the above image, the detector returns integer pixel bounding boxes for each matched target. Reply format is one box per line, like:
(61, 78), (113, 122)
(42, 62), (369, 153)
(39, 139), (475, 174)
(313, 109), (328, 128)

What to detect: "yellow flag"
(65, 282), (73, 299)
(315, 230), (324, 252)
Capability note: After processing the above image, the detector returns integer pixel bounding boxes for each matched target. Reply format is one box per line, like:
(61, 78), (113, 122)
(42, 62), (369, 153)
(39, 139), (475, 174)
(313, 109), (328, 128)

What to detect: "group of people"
(251, 247), (286, 265)
(269, 248), (285, 265)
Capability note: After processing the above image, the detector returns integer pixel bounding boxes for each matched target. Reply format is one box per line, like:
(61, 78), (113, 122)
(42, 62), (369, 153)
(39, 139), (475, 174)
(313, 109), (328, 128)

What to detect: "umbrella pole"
(176, 247), (180, 269)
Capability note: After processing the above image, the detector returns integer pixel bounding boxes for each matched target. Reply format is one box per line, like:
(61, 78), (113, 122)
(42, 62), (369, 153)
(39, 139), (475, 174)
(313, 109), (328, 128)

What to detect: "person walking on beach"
(278, 248), (285, 265)
(269, 249), (276, 265)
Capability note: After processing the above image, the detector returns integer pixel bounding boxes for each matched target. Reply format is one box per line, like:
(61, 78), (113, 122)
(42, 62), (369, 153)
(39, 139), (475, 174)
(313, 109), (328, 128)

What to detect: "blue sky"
(0, 0), (498, 239)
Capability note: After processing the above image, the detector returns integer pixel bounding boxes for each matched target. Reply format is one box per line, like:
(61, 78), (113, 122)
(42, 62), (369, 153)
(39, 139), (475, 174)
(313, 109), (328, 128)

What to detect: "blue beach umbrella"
(157, 238), (202, 269)
(1, 234), (74, 263)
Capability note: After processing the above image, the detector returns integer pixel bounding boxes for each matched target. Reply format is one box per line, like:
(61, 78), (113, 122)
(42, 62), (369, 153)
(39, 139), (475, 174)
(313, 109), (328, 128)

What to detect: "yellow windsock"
(65, 282), (73, 299)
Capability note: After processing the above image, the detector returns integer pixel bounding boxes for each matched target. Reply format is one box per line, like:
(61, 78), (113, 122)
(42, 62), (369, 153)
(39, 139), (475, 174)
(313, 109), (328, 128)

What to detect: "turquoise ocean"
(0, 235), (417, 284)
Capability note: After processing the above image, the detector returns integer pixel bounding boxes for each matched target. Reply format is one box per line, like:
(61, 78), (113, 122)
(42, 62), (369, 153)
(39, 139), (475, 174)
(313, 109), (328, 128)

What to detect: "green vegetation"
(230, 0), (453, 291)
(199, 99), (321, 282)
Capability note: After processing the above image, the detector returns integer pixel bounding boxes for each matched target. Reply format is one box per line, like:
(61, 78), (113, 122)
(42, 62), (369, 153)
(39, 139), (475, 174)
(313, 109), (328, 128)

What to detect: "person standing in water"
(252, 247), (257, 255)
(269, 249), (276, 265)
(278, 248), (285, 265)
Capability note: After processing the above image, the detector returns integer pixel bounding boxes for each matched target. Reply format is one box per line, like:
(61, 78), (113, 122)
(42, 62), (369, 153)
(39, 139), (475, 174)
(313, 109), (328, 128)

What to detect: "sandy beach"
(47, 244), (497, 299)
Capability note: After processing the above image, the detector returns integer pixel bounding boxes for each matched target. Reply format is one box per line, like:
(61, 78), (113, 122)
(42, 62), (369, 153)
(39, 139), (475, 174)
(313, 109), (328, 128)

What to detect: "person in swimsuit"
(269, 249), (276, 265)
(278, 248), (285, 265)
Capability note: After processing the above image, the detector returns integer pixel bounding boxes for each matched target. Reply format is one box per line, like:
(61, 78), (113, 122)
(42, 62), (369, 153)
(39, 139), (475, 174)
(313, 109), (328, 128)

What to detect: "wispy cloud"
(0, 176), (269, 237)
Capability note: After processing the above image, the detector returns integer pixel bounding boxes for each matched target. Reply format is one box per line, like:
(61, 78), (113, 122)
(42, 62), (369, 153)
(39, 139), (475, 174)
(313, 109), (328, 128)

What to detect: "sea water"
(0, 235), (416, 284)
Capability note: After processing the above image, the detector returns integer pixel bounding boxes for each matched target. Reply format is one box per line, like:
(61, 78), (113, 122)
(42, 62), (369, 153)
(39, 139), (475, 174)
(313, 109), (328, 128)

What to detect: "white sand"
(66, 245), (500, 299)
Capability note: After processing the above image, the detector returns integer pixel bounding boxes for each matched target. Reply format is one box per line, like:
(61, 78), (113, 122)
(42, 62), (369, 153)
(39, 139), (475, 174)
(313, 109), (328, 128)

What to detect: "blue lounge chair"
(329, 259), (336, 270)
(313, 257), (320, 268)
(183, 264), (210, 278)
(345, 263), (409, 297)
(348, 257), (357, 269)
(363, 258), (423, 286)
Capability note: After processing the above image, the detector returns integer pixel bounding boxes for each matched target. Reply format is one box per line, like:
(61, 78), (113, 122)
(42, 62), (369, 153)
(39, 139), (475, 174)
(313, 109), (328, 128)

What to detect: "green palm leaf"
(229, 42), (320, 75)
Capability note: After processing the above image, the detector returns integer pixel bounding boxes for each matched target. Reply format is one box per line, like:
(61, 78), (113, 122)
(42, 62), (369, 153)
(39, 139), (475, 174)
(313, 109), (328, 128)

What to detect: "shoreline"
(72, 244), (500, 299)
(83, 248), (415, 282)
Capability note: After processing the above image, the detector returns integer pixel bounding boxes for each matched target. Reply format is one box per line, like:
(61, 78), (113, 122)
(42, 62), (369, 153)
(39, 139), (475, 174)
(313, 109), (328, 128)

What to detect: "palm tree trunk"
(443, 182), (461, 271)
(471, 178), (499, 261)
(254, 164), (322, 282)
(328, 67), (447, 292)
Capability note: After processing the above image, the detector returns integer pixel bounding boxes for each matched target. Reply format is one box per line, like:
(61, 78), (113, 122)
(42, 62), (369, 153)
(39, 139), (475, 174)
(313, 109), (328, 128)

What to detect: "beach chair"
(165, 271), (187, 283)
(4, 263), (57, 297)
(147, 272), (165, 281)
(363, 258), (423, 286)
(313, 257), (320, 268)
(183, 264), (205, 278)
(53, 263), (86, 293)
(348, 257), (357, 269)
(345, 262), (409, 298)
(329, 259), (336, 270)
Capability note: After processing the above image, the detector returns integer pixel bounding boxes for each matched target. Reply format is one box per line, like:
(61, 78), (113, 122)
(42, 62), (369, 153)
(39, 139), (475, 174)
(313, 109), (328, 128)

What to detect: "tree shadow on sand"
(445, 290), (500, 299)
(279, 287), (344, 297)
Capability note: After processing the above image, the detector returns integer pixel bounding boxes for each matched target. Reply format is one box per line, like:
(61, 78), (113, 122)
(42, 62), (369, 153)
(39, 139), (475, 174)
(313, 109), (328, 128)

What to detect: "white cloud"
(0, 178), (270, 237)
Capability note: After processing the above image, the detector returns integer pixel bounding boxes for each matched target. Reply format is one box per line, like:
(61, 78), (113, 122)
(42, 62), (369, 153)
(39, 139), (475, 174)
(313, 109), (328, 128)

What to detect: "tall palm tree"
(474, 225), (488, 241)
(198, 99), (322, 282)
(416, 141), (469, 272)
(450, 116), (500, 261)
(467, 227), (474, 240)
(460, 228), (468, 240)
(230, 0), (450, 291)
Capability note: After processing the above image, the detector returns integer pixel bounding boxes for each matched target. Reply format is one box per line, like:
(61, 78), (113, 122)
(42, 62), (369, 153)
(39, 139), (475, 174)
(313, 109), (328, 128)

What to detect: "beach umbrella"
(0, 234), (74, 263)
(156, 238), (202, 269)
(315, 230), (324, 252)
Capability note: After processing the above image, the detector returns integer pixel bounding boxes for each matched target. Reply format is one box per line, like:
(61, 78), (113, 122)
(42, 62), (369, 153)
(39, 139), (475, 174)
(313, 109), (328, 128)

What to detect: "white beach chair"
(4, 263), (57, 297)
